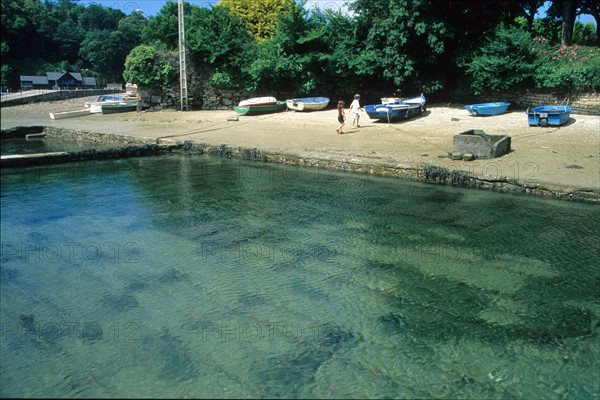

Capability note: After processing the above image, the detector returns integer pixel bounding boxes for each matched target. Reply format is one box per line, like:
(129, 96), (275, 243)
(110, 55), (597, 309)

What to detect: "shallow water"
(1, 155), (598, 398)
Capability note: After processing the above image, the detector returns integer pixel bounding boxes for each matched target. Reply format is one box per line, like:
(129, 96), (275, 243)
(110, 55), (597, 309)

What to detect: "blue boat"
(527, 105), (572, 127)
(364, 94), (426, 122)
(464, 102), (510, 116)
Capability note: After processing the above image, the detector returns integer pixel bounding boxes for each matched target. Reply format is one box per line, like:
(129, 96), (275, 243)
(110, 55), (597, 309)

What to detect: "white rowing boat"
(48, 109), (91, 119)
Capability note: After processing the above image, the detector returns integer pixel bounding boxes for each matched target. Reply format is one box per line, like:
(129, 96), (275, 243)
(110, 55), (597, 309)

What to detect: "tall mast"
(178, 0), (188, 111)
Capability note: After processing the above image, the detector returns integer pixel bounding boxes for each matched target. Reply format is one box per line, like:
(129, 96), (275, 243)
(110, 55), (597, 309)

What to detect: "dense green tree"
(573, 21), (596, 44)
(547, 0), (598, 45)
(43, 0), (89, 64)
(466, 21), (599, 93)
(141, 1), (188, 50)
(1, 64), (11, 89)
(579, 0), (599, 42)
(118, 10), (147, 34)
(79, 30), (112, 71)
(2, 0), (596, 99)
(1, 0), (141, 87)
(109, 12), (146, 80)
(78, 4), (124, 31)
(219, 0), (294, 41)
(523, 0), (547, 31)
(78, 13), (145, 83)
(186, 4), (255, 89)
(308, 9), (365, 95)
(520, 2), (596, 45)
(349, 0), (526, 94)
(1, 0), (48, 62)
(37, 60), (78, 76)
(559, 0), (578, 45)
(123, 43), (178, 88)
(245, 0), (333, 93)
(465, 24), (537, 95)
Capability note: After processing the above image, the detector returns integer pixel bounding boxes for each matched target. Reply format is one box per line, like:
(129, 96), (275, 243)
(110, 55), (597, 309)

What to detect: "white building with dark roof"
(19, 72), (97, 90)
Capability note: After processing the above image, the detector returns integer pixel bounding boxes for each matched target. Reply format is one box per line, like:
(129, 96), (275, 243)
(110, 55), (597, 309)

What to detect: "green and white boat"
(234, 101), (287, 115)
(101, 102), (138, 114)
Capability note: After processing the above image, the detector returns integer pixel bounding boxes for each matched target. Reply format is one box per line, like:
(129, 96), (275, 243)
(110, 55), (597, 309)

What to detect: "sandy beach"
(2, 96), (599, 200)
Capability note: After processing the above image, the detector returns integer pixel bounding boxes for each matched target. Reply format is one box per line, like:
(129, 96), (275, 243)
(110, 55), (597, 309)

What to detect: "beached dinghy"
(286, 97), (330, 111)
(101, 102), (138, 114)
(238, 96), (277, 107)
(380, 97), (402, 104)
(86, 95), (125, 113)
(234, 101), (287, 115)
(527, 105), (572, 126)
(48, 109), (91, 119)
(364, 94), (427, 122)
(464, 102), (511, 116)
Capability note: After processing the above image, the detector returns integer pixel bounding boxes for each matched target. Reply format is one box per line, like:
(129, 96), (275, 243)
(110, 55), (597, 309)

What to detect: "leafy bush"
(466, 24), (600, 95)
(122, 43), (178, 88)
(465, 24), (537, 95)
(186, 5), (256, 90)
(531, 40), (600, 91)
(208, 71), (235, 89)
(572, 22), (597, 46)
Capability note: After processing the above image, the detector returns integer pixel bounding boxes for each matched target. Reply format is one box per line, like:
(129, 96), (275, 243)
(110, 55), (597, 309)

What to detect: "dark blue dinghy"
(527, 105), (572, 127)
(364, 94), (426, 122)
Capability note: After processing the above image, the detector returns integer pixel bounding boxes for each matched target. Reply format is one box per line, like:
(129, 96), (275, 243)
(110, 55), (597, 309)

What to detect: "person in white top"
(348, 94), (363, 128)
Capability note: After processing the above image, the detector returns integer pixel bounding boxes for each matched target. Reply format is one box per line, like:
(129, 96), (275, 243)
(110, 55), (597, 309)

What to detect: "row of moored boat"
(50, 94), (574, 127)
(235, 95), (573, 127)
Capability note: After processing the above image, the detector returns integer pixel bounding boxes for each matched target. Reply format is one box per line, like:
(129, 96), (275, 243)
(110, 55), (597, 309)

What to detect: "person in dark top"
(336, 100), (346, 134)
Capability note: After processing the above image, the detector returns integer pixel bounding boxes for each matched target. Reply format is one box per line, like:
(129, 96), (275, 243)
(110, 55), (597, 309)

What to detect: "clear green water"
(1, 155), (598, 398)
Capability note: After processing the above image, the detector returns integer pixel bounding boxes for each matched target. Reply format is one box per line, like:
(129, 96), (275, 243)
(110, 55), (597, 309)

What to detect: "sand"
(2, 96), (599, 200)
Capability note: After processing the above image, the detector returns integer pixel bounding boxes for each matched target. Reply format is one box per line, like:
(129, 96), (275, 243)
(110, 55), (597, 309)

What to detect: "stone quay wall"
(476, 90), (599, 115)
(137, 86), (296, 111)
(1, 126), (597, 203)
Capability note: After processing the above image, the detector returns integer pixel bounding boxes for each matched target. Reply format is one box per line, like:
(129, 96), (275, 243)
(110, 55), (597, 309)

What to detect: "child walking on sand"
(336, 100), (345, 134)
(349, 94), (363, 128)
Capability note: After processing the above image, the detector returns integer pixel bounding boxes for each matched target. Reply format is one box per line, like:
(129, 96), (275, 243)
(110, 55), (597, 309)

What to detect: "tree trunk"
(525, 0), (542, 32)
(561, 0), (577, 46)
